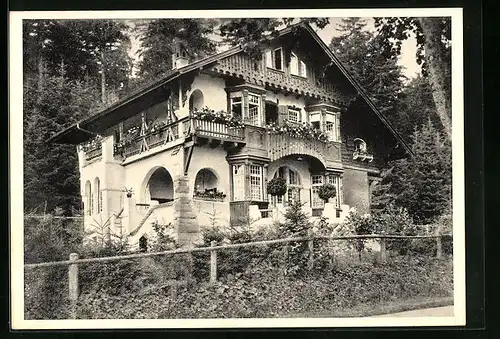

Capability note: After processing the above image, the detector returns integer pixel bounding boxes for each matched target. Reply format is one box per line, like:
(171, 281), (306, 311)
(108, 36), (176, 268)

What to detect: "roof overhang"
(48, 46), (243, 145)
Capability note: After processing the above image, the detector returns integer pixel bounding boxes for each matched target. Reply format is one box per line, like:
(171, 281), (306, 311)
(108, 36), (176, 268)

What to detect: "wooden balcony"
(84, 144), (102, 162)
(188, 119), (246, 144)
(210, 52), (350, 106)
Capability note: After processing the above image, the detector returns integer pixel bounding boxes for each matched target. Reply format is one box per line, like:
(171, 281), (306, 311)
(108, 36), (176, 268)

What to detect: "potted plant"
(267, 177), (287, 197)
(317, 183), (336, 204)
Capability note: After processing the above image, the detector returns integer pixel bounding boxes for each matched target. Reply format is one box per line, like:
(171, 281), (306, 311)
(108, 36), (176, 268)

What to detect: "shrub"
(343, 211), (373, 259)
(266, 177), (287, 197)
(317, 183), (337, 203)
(372, 203), (416, 255)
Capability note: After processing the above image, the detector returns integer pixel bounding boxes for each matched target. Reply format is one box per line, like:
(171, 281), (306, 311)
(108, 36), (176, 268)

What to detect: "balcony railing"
(84, 144), (102, 162)
(192, 119), (245, 141)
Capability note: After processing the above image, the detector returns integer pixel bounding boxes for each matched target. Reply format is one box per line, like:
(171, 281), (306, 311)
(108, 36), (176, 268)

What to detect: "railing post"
(307, 228), (314, 270)
(210, 240), (217, 283)
(379, 236), (387, 263)
(436, 235), (443, 259)
(68, 253), (79, 319)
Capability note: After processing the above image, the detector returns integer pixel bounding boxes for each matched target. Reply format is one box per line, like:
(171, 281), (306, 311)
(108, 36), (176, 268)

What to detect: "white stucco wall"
(176, 73), (228, 119)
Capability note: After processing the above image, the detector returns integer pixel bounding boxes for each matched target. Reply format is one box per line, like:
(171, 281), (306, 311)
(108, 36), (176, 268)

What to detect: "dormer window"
(290, 52), (307, 78)
(266, 48), (284, 71)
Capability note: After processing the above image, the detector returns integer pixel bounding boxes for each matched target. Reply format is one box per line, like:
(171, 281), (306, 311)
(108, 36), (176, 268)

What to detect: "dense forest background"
(22, 17), (452, 226)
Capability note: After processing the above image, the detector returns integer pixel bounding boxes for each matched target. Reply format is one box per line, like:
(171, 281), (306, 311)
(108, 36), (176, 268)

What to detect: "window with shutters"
(290, 52), (307, 78)
(266, 48), (284, 71)
(249, 165), (263, 201)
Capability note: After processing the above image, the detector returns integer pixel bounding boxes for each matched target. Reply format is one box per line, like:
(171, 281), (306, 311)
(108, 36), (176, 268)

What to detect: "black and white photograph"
(10, 8), (465, 329)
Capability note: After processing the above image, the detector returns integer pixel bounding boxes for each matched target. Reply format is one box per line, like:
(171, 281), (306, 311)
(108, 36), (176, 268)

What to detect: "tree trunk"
(100, 50), (106, 104)
(417, 17), (452, 141)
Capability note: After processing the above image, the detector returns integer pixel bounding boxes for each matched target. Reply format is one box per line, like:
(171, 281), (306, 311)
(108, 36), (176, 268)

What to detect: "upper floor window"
(230, 96), (243, 119)
(290, 52), (307, 78)
(266, 48), (284, 71)
(248, 94), (261, 126)
(287, 107), (300, 123)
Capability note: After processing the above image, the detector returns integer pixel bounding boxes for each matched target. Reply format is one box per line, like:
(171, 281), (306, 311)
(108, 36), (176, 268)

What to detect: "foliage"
(219, 18), (329, 60)
(65, 255), (452, 319)
(330, 18), (406, 126)
(266, 177), (287, 197)
(24, 74), (101, 215)
(193, 190), (227, 201)
(264, 121), (330, 142)
(374, 17), (452, 140)
(317, 183), (337, 203)
(374, 120), (452, 224)
(191, 107), (245, 128)
(136, 19), (218, 80)
(372, 203), (416, 255)
(343, 211), (373, 258)
(278, 200), (313, 276)
(23, 19), (132, 99)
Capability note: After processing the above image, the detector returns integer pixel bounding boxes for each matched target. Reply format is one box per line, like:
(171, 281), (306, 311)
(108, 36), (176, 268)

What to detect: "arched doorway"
(189, 89), (204, 111)
(146, 167), (174, 204)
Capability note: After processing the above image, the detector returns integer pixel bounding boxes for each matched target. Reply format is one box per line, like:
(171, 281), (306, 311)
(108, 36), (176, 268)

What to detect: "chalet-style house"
(49, 22), (410, 249)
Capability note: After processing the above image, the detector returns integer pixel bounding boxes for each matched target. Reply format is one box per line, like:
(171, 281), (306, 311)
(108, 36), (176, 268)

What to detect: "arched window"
(85, 181), (92, 215)
(194, 168), (224, 201)
(353, 138), (367, 153)
(189, 89), (204, 111)
(94, 177), (102, 214)
(273, 166), (301, 205)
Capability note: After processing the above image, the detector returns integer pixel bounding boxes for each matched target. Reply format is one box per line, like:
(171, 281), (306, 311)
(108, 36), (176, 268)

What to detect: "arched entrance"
(145, 167), (174, 204)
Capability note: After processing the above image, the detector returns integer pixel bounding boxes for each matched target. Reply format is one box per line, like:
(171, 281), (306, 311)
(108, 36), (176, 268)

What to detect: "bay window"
(230, 95), (243, 119)
(327, 174), (342, 207)
(248, 94), (261, 126)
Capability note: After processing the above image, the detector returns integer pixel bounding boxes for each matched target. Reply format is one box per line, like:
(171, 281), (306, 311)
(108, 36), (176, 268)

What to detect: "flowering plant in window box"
(194, 189), (227, 201)
(191, 107), (244, 128)
(264, 121), (330, 142)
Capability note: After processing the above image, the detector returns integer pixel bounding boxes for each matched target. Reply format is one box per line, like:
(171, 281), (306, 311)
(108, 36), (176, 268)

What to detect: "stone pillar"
(101, 135), (114, 162)
(174, 175), (199, 246)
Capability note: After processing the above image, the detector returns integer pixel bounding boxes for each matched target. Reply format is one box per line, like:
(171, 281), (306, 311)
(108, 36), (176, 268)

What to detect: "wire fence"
(24, 232), (452, 319)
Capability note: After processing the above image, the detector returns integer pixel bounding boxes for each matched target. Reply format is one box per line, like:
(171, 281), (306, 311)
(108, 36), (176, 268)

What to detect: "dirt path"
(371, 306), (454, 317)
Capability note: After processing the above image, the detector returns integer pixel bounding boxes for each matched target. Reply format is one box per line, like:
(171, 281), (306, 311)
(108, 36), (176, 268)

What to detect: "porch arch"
(141, 166), (174, 204)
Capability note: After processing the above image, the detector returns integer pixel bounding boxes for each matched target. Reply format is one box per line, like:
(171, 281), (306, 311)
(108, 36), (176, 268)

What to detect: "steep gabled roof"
(48, 21), (412, 155)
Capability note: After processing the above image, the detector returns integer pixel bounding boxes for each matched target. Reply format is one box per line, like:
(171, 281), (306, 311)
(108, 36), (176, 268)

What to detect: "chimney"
(172, 42), (190, 69)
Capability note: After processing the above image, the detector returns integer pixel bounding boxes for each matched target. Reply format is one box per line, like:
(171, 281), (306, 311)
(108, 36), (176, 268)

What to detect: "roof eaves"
(300, 24), (414, 156)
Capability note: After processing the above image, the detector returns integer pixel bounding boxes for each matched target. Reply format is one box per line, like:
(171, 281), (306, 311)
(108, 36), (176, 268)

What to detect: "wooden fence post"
(307, 228), (314, 270)
(210, 241), (217, 283)
(379, 236), (387, 263)
(436, 235), (443, 259)
(68, 253), (79, 319)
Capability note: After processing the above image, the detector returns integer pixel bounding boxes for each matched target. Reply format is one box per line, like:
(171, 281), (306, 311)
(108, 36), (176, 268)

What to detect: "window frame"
(287, 107), (301, 123)
(266, 47), (284, 71)
(249, 164), (263, 201)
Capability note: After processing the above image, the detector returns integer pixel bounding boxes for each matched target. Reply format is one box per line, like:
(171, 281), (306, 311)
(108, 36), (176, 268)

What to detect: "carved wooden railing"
(212, 53), (350, 105)
(191, 119), (245, 141)
(84, 144), (102, 161)
(266, 133), (341, 164)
